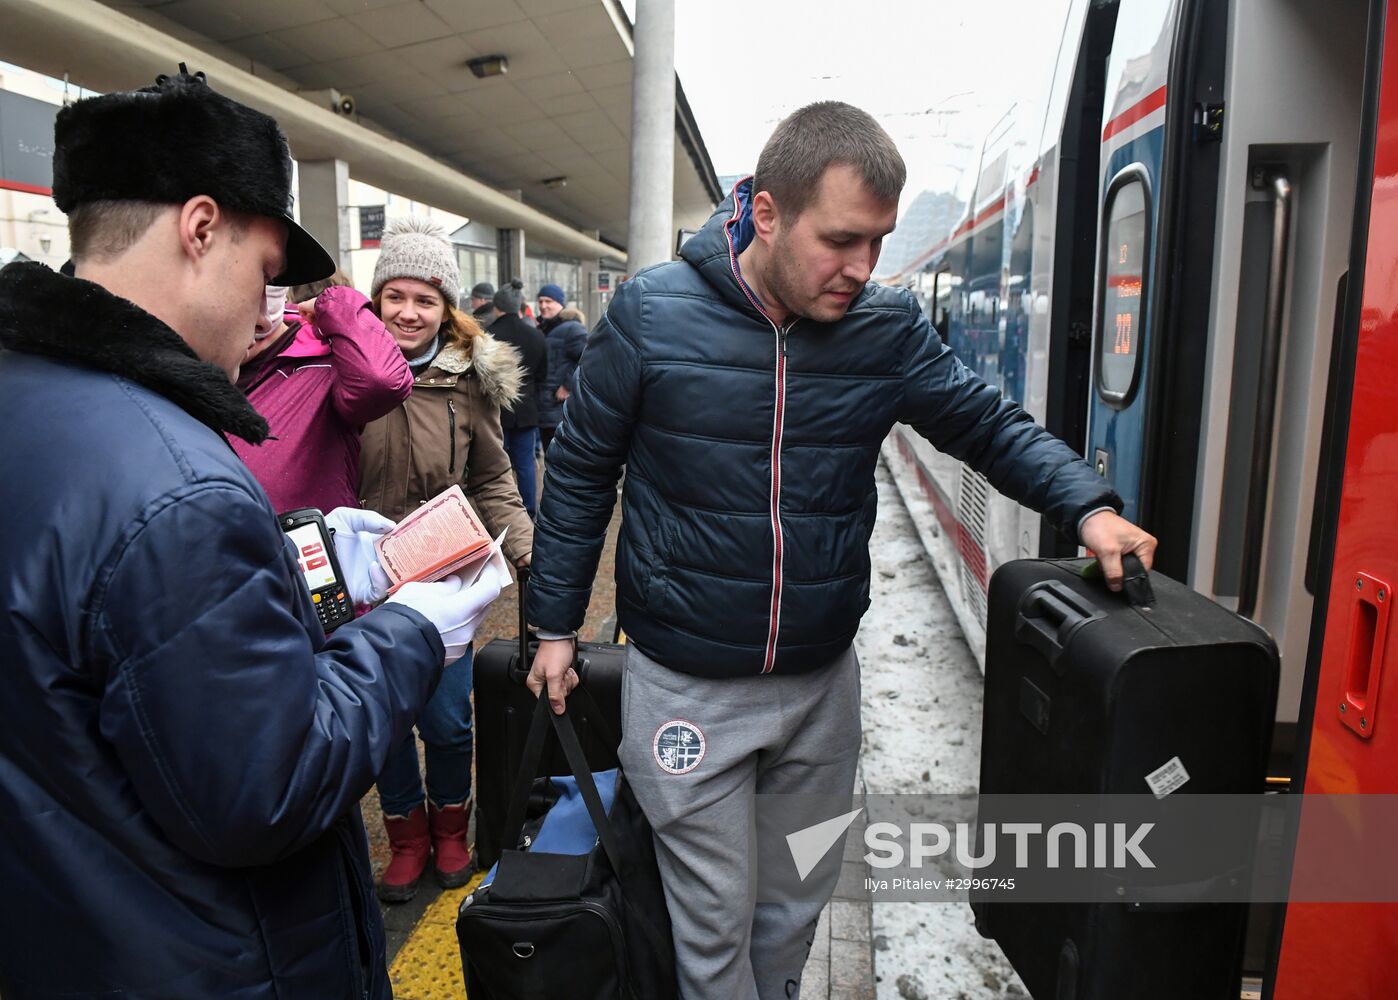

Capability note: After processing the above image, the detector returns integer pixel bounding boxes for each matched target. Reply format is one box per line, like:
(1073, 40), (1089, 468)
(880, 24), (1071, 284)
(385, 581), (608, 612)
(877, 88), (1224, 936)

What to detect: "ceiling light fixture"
(466, 55), (509, 79)
(541, 176), (568, 190)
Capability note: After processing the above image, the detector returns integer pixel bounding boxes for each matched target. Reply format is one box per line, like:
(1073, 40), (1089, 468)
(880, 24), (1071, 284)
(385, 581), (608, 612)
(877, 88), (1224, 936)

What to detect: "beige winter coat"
(359, 333), (533, 563)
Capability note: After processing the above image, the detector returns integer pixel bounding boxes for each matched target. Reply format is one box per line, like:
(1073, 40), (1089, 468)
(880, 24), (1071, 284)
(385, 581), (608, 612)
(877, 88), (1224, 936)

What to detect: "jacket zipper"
(447, 397), (457, 475)
(764, 322), (794, 673)
(724, 193), (794, 674)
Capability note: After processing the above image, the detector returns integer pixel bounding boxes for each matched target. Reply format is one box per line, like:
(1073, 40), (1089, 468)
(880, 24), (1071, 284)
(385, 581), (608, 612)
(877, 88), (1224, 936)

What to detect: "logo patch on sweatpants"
(652, 719), (706, 774)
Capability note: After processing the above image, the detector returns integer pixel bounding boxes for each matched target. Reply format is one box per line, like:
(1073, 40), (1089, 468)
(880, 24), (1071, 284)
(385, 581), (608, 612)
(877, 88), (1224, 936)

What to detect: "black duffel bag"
(457, 689), (677, 1000)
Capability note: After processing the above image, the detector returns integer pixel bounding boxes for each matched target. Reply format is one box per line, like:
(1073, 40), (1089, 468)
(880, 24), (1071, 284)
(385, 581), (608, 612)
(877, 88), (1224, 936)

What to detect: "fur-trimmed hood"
(431, 333), (523, 412)
(0, 262), (270, 443)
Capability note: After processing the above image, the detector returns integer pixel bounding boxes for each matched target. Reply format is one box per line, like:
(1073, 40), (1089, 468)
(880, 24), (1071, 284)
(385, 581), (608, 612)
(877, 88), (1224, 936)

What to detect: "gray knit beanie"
(371, 216), (461, 307)
(493, 278), (524, 315)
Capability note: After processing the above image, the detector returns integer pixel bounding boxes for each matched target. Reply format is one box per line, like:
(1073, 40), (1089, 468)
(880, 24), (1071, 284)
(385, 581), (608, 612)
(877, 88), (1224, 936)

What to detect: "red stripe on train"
(1102, 86), (1167, 142)
(894, 432), (989, 591)
(894, 434), (955, 536)
(956, 523), (989, 590)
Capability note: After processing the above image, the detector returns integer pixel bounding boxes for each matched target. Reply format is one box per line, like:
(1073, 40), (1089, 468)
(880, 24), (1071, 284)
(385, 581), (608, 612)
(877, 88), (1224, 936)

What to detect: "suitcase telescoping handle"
(516, 566), (530, 671)
(512, 571), (615, 749)
(1016, 554), (1156, 670)
(1015, 584), (1098, 672)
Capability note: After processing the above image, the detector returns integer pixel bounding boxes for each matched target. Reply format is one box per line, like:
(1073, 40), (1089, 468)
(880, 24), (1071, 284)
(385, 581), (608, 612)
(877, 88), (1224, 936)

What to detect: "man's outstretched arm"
(896, 296), (1155, 589)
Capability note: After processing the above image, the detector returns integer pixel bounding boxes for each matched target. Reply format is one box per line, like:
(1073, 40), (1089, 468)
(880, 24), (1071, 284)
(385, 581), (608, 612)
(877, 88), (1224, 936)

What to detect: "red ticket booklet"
(375, 485), (494, 592)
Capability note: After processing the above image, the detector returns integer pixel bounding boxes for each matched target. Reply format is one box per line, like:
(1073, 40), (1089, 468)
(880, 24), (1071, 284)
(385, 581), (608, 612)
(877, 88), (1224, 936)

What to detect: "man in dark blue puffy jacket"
(526, 102), (1156, 998)
(0, 71), (501, 999)
(535, 283), (589, 452)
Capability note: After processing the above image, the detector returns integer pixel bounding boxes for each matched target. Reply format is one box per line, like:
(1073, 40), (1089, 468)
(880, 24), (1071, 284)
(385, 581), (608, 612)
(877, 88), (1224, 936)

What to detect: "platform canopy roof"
(1, 0), (723, 259)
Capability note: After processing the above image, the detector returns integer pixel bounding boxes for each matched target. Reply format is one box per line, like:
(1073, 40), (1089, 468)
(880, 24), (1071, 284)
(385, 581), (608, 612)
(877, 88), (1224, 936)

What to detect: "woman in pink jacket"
(233, 281), (413, 516)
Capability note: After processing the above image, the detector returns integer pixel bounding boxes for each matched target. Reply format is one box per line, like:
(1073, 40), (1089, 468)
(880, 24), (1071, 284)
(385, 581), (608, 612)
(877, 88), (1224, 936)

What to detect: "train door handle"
(1339, 571), (1392, 739)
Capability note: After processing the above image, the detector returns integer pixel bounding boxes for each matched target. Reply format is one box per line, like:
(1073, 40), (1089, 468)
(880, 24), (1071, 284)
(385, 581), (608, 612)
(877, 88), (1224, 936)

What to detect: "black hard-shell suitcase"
(472, 572), (625, 870)
(972, 556), (1279, 1000)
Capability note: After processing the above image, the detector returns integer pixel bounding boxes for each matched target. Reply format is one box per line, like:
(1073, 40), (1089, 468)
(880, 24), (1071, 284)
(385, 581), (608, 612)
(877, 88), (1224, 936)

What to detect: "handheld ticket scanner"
(279, 508), (353, 631)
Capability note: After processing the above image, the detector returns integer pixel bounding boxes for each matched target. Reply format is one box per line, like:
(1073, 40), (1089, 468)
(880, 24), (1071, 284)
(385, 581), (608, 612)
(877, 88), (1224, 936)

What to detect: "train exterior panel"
(885, 0), (1367, 732)
(884, 0), (1394, 992)
(1271, 2), (1398, 992)
(1085, 0), (1172, 526)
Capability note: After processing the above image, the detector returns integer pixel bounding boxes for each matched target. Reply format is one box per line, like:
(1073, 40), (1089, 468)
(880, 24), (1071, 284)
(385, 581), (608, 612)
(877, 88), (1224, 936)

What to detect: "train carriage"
(885, 0), (1398, 993)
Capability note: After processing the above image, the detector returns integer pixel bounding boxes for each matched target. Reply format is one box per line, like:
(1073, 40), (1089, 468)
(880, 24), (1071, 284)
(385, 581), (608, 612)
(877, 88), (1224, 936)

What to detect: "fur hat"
(371, 216), (461, 307)
(51, 66), (334, 286)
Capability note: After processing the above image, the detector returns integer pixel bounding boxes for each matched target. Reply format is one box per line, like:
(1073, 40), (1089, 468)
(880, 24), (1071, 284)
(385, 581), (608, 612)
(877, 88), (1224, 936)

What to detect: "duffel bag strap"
(502, 692), (557, 851)
(500, 694), (638, 896)
(547, 702), (629, 877)
(500, 693), (629, 869)
(548, 700), (676, 961)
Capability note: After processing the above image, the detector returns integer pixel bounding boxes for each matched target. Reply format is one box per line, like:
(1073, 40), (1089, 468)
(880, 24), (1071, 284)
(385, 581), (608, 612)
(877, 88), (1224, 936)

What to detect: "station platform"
(360, 455), (1016, 999)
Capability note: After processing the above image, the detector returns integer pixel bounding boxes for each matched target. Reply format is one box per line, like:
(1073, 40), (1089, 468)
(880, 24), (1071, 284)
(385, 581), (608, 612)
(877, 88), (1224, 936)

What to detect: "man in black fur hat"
(0, 69), (503, 999)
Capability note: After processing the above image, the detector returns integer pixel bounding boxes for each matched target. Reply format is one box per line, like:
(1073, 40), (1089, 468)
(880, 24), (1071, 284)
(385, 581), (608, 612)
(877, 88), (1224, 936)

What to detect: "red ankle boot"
(378, 806), (430, 903)
(429, 801), (473, 888)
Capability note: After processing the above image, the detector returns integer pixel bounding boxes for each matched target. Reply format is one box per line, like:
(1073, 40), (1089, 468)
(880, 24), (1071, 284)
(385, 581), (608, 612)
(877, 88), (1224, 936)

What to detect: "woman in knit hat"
(358, 216), (533, 902)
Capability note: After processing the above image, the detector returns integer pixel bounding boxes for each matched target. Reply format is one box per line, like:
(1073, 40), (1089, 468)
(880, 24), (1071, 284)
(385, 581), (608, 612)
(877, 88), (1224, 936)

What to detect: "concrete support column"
(626, 0), (676, 272)
(497, 228), (526, 288)
(297, 158), (351, 277)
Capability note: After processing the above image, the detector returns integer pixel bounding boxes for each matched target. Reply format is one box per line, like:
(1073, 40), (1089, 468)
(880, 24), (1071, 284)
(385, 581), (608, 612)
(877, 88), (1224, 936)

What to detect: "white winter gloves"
(387, 550), (511, 665)
(323, 506), (394, 605)
(324, 506), (511, 664)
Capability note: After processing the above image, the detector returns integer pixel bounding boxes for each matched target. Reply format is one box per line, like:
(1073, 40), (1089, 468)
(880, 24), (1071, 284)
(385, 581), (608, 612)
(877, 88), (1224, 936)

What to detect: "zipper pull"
(779, 328), (788, 359)
(447, 398), (458, 475)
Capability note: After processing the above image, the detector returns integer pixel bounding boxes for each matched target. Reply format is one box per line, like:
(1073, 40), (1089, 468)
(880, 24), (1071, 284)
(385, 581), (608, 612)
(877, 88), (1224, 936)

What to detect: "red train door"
(1270, 0), (1398, 994)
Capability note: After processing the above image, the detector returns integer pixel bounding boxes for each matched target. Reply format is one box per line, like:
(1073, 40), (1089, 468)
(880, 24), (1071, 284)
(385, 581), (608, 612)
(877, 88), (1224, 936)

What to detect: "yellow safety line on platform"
(388, 873), (484, 1000)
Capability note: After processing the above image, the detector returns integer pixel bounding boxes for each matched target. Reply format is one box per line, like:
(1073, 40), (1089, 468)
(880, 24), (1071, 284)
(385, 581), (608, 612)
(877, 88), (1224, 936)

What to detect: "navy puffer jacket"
(0, 263), (443, 999)
(536, 310), (588, 429)
(528, 180), (1120, 678)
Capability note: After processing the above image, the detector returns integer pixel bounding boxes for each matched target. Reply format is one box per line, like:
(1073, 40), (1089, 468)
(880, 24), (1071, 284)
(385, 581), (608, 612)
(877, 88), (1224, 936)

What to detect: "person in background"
(535, 283), (588, 453)
(358, 217), (534, 902)
(487, 279), (548, 517)
(232, 280), (411, 517)
(0, 69), (503, 1000)
(469, 281), (495, 323)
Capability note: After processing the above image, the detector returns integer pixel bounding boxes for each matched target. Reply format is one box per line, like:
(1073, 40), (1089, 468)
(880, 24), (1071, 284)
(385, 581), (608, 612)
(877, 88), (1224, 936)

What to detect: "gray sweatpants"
(619, 643), (862, 1000)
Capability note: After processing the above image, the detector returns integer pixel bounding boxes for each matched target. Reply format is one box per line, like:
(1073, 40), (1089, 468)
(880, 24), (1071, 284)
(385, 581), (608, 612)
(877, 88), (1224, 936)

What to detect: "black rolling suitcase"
(472, 572), (626, 870)
(972, 556), (1279, 1000)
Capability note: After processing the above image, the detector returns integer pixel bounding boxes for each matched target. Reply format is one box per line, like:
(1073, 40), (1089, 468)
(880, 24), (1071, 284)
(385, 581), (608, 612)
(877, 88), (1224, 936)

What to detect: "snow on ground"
(854, 459), (1027, 1000)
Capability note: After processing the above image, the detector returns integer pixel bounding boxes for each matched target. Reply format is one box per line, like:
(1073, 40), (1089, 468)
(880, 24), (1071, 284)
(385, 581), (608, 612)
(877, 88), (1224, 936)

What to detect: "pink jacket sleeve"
(313, 286), (413, 426)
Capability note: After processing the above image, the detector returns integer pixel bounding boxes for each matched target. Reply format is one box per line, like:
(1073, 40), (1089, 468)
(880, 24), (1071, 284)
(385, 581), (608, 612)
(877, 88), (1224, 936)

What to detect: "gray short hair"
(753, 102), (906, 219)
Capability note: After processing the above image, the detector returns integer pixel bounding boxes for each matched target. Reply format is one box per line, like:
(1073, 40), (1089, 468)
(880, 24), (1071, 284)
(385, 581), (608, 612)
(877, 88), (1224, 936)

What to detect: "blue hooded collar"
(678, 176), (771, 322)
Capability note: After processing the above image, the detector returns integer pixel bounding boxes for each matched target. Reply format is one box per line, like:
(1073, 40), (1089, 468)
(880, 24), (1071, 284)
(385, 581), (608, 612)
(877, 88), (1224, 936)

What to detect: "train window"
(1097, 169), (1151, 403)
(932, 268), (951, 337)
